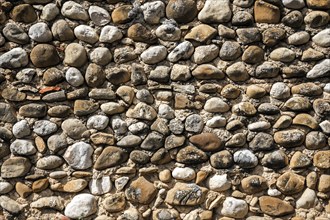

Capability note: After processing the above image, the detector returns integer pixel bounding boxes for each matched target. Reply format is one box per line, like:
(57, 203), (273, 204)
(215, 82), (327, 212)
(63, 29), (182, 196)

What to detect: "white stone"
(267, 188), (282, 196)
(270, 82), (290, 99)
(140, 46), (167, 64)
(221, 197), (248, 218)
(61, 1), (89, 21)
(141, 1), (165, 24)
(296, 188), (317, 209)
(13, 120), (30, 138)
(111, 115), (128, 135)
(206, 116), (226, 128)
(99, 25), (123, 43)
(287, 31), (310, 45)
(193, 44), (219, 64)
(324, 83), (330, 92)
(204, 97), (229, 113)
(282, 0), (305, 8)
(89, 47), (112, 66)
(89, 176), (111, 195)
(0, 48), (28, 69)
(198, 0), (232, 23)
(0, 196), (24, 214)
(207, 174), (231, 192)
(64, 194), (97, 219)
(168, 41), (194, 62)
(320, 120), (330, 134)
(115, 176), (129, 191)
(233, 149), (258, 168)
(16, 68), (36, 83)
(74, 25), (99, 44)
(248, 121), (271, 131)
(10, 139), (36, 156)
(0, 182), (13, 194)
(306, 59), (330, 79)
(172, 167), (196, 181)
(88, 6), (110, 26)
(29, 23), (53, 42)
(63, 142), (94, 170)
(41, 3), (59, 21)
(87, 115), (109, 130)
(156, 23), (181, 41)
(158, 104), (175, 119)
(33, 120), (57, 136)
(65, 67), (85, 87)
(170, 64), (191, 81)
(312, 29), (330, 47)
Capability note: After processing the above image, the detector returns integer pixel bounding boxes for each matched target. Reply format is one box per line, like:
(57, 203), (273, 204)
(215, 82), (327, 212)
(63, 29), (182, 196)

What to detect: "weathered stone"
(262, 150), (288, 169)
(103, 193), (126, 212)
(290, 151), (311, 169)
(64, 43), (87, 67)
(259, 196), (294, 217)
(166, 0), (197, 23)
(189, 133), (223, 151)
(11, 4), (37, 23)
(176, 146), (208, 164)
(198, 0), (232, 23)
(31, 196), (64, 211)
(1, 157), (31, 178)
(185, 24), (217, 43)
(94, 146), (128, 170)
(254, 0), (280, 23)
(210, 151), (233, 169)
(165, 183), (208, 205)
(0, 48), (29, 69)
(276, 172), (305, 195)
(125, 176), (157, 204)
(64, 194), (97, 219)
(293, 114), (318, 129)
(192, 64), (225, 80)
(313, 150), (330, 169)
(221, 197), (248, 218)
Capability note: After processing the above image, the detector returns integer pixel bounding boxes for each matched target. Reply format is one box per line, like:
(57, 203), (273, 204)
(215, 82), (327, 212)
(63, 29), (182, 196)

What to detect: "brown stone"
(16, 182), (32, 198)
(242, 46), (264, 64)
(185, 24), (217, 43)
(112, 5), (133, 24)
(32, 178), (49, 192)
(254, 0), (280, 23)
(210, 150), (233, 169)
(313, 150), (330, 169)
(30, 44), (60, 68)
(176, 146), (208, 165)
(318, 174), (330, 192)
(189, 133), (223, 152)
(94, 146), (128, 170)
(259, 196), (294, 217)
(241, 175), (268, 194)
(127, 23), (156, 43)
(74, 100), (99, 116)
(85, 63), (106, 87)
(292, 113), (318, 129)
(246, 85), (266, 99)
(289, 151), (311, 169)
(103, 192), (126, 212)
(291, 83), (322, 96)
(1, 157), (31, 178)
(11, 4), (37, 23)
(274, 129), (305, 148)
(166, 0), (197, 23)
(90, 133), (115, 145)
(125, 176), (157, 204)
(165, 182), (208, 205)
(306, 0), (330, 8)
(192, 64), (225, 80)
(276, 172), (305, 195)
(196, 170), (209, 185)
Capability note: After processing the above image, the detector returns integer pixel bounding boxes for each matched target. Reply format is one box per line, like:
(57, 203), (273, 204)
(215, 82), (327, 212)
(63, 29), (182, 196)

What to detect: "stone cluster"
(0, 0), (330, 219)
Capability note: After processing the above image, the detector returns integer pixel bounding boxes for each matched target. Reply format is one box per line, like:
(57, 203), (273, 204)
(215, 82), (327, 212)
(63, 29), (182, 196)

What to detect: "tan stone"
(185, 24), (217, 43)
(165, 182), (208, 205)
(196, 170), (209, 185)
(90, 133), (115, 145)
(16, 182), (32, 198)
(318, 174), (330, 192)
(276, 172), (305, 195)
(254, 0), (280, 23)
(289, 151), (311, 169)
(125, 176), (157, 204)
(313, 150), (330, 169)
(259, 196), (294, 217)
(159, 169), (172, 183)
(306, 0), (330, 8)
(292, 113), (318, 129)
(246, 85), (266, 99)
(32, 178), (49, 193)
(241, 175), (268, 194)
(112, 5), (133, 24)
(192, 64), (225, 80)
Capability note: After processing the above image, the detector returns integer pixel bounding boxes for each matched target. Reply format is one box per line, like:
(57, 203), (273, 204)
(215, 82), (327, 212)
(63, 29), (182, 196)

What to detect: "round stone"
(233, 149), (258, 168)
(28, 22), (52, 42)
(166, 0), (197, 23)
(64, 43), (87, 67)
(65, 67), (85, 87)
(30, 44), (60, 68)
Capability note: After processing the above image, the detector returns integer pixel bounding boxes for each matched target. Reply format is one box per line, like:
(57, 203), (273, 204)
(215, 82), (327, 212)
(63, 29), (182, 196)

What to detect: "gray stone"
(33, 120), (57, 136)
(89, 176), (111, 195)
(74, 25), (98, 44)
(306, 59), (330, 79)
(41, 3), (59, 21)
(61, 1), (89, 21)
(141, 132), (164, 151)
(198, 0), (232, 23)
(0, 48), (28, 69)
(28, 22), (52, 42)
(47, 134), (67, 153)
(36, 155), (63, 170)
(3, 23), (29, 44)
(185, 114), (204, 133)
(10, 139), (36, 156)
(87, 115), (109, 130)
(88, 6), (110, 26)
(167, 41), (194, 62)
(312, 29), (330, 47)
(64, 142), (94, 170)
(99, 25), (123, 43)
(61, 118), (87, 140)
(141, 1), (165, 24)
(156, 23), (181, 41)
(89, 47), (112, 66)
(13, 120), (30, 138)
(0, 196), (24, 214)
(233, 149), (258, 168)
(141, 46), (167, 64)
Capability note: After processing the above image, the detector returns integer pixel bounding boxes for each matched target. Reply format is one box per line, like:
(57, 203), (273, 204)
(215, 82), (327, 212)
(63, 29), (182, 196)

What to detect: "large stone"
(94, 146), (128, 170)
(185, 24), (217, 43)
(249, 132), (274, 151)
(31, 196), (64, 211)
(296, 188), (317, 209)
(64, 43), (87, 67)
(259, 196), (294, 217)
(61, 118), (87, 140)
(0, 48), (28, 69)
(166, 0), (197, 23)
(312, 29), (330, 47)
(61, 1), (89, 21)
(192, 64), (224, 80)
(276, 172), (305, 195)
(198, 0), (231, 23)
(241, 175), (268, 194)
(274, 129), (305, 148)
(167, 41), (194, 62)
(30, 44), (60, 68)
(0, 196), (25, 214)
(3, 23), (29, 44)
(125, 176), (157, 204)
(207, 174), (231, 192)
(165, 183), (208, 205)
(254, 0), (280, 23)
(63, 142), (93, 170)
(10, 139), (36, 156)
(103, 193), (126, 212)
(1, 157), (31, 178)
(189, 133), (223, 151)
(64, 194), (97, 219)
(0, 103), (17, 123)
(10, 4), (37, 23)
(307, 0), (330, 9)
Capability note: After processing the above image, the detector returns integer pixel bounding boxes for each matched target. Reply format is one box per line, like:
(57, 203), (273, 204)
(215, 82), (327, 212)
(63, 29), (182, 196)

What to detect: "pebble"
(312, 28), (330, 47)
(0, 182), (13, 194)
(262, 150), (288, 169)
(125, 176), (157, 204)
(13, 120), (30, 138)
(30, 44), (60, 68)
(166, 0), (197, 23)
(185, 24), (217, 43)
(86, 115), (109, 130)
(156, 23), (181, 41)
(111, 5), (133, 24)
(40, 3), (59, 21)
(51, 19), (75, 41)
(89, 47), (112, 66)
(74, 25), (99, 44)
(262, 28), (286, 46)
(207, 174), (231, 192)
(94, 146), (128, 170)
(88, 6), (110, 26)
(306, 59), (330, 79)
(64, 142), (93, 170)
(0, 196), (24, 214)
(274, 129), (305, 147)
(141, 46), (167, 64)
(11, 4), (37, 23)
(28, 22), (52, 42)
(10, 139), (36, 156)
(168, 41), (194, 62)
(242, 45), (264, 64)
(99, 25), (123, 43)
(64, 43), (87, 67)
(220, 41), (242, 61)
(193, 44), (219, 64)
(103, 193), (126, 212)
(283, 0), (305, 8)
(33, 120), (57, 136)
(221, 197), (248, 218)
(233, 149), (258, 168)
(165, 183), (207, 205)
(114, 176), (129, 191)
(249, 132), (274, 151)
(185, 114), (204, 133)
(287, 31), (310, 45)
(313, 150), (330, 169)
(172, 167), (196, 181)
(89, 176), (111, 195)
(241, 175), (268, 194)
(141, 1), (165, 24)
(270, 82), (290, 99)
(0, 48), (28, 69)
(270, 47), (295, 62)
(276, 172), (305, 195)
(61, 1), (89, 21)
(31, 196), (64, 211)
(176, 146), (208, 164)
(304, 11), (329, 27)
(36, 155), (63, 169)
(3, 23), (29, 44)
(254, 0), (280, 23)
(282, 10), (303, 28)
(259, 196), (294, 217)
(65, 67), (84, 86)
(198, 0), (232, 23)
(236, 28), (261, 44)
(64, 194), (97, 219)
(296, 188), (317, 209)
(61, 118), (87, 139)
(189, 133), (222, 151)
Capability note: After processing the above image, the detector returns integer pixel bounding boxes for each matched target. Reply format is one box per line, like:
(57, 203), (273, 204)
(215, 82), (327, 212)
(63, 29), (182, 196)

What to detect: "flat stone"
(287, 31), (310, 45)
(64, 194), (97, 219)
(90, 132), (115, 145)
(198, 0), (232, 23)
(189, 133), (223, 151)
(318, 174), (330, 192)
(312, 29), (330, 47)
(1, 157), (31, 178)
(232, 102), (257, 116)
(15, 182), (32, 198)
(3, 23), (29, 44)
(276, 172), (305, 195)
(236, 28), (261, 44)
(176, 146), (208, 164)
(33, 120), (57, 136)
(274, 129), (305, 148)
(255, 61), (280, 78)
(270, 47), (295, 62)
(74, 100), (99, 116)
(125, 176), (157, 204)
(283, 97), (311, 111)
(94, 146), (128, 170)
(165, 183), (208, 205)
(307, 59), (330, 79)
(185, 24), (217, 43)
(31, 196), (64, 211)
(259, 196), (294, 217)
(192, 64), (225, 80)
(254, 0), (280, 23)
(64, 142), (93, 170)
(293, 113), (318, 129)
(283, 0), (305, 8)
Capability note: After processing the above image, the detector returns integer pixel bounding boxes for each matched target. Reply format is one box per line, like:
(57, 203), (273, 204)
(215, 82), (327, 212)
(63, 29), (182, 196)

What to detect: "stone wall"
(0, 0), (329, 219)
